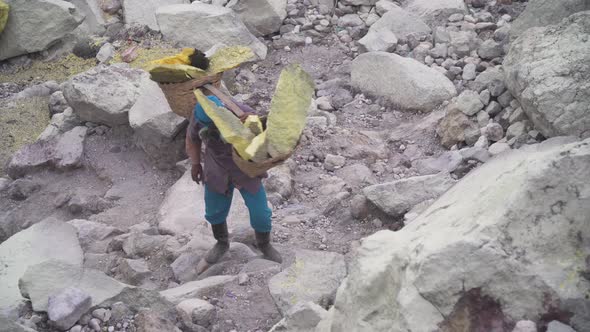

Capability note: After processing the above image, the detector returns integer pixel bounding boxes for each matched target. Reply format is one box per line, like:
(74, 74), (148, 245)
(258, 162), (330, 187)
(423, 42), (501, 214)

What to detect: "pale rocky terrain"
(0, 0), (589, 332)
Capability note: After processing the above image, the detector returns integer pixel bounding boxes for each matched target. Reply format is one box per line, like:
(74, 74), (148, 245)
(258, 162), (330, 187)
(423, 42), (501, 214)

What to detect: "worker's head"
(190, 49), (209, 71)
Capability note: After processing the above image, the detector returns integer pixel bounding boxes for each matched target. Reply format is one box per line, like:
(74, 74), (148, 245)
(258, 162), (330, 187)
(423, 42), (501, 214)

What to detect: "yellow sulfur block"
(208, 46), (255, 74)
(265, 64), (315, 158)
(244, 115), (263, 135)
(0, 0), (8, 34)
(245, 131), (269, 162)
(147, 64), (206, 83)
(148, 48), (194, 66)
(194, 90), (254, 159)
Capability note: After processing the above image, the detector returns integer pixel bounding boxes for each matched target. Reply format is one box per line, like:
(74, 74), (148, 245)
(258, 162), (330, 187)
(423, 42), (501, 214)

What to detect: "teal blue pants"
(204, 184), (272, 233)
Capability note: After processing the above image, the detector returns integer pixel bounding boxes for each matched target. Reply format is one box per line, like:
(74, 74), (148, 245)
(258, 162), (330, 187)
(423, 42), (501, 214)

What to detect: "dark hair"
(190, 49), (210, 70)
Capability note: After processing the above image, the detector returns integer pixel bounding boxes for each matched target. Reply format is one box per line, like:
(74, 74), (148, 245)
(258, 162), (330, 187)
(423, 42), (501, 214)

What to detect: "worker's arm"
(186, 130), (203, 184)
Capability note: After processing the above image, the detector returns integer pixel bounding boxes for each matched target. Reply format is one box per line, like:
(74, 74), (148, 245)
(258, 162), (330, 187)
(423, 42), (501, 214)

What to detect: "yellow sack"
(0, 0), (9, 34)
(265, 64), (315, 158)
(148, 48), (194, 66)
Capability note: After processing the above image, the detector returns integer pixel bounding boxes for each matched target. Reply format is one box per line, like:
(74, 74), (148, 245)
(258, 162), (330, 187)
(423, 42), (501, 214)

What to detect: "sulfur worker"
(185, 56), (282, 266)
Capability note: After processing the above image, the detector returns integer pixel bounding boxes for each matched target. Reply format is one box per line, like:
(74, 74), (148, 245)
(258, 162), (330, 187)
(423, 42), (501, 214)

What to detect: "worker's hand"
(191, 163), (203, 184)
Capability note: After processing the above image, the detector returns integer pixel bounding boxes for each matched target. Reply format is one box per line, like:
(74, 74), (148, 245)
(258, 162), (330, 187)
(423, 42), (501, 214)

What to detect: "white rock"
(176, 298), (216, 326)
(323, 138), (590, 332)
(375, 0), (398, 16)
(358, 27), (398, 52)
(488, 142), (511, 155)
(323, 154), (346, 171)
(547, 321), (577, 332)
(67, 219), (123, 253)
(96, 43), (115, 63)
(52, 126), (88, 170)
(48, 287), (92, 331)
(512, 320), (537, 332)
(0, 218), (83, 317)
(509, 0), (589, 40)
(462, 63), (477, 80)
(229, 0), (287, 36)
(123, 0), (188, 31)
(404, 0), (467, 28)
(453, 90), (484, 116)
(160, 276), (236, 304)
(156, 3), (268, 59)
(269, 249), (346, 315)
(352, 52), (456, 111)
(269, 302), (328, 332)
(364, 5), (431, 42)
(363, 172), (457, 216)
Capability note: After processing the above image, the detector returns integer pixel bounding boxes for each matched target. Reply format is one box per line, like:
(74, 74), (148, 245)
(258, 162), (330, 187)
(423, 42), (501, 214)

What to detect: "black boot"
(255, 231), (282, 263)
(204, 222), (230, 264)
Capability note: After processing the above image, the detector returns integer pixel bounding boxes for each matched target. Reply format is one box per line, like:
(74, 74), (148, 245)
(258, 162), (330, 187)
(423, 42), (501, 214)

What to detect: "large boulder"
(504, 12), (590, 138)
(0, 218), (83, 318)
(65, 0), (108, 35)
(509, 0), (590, 40)
(404, 0), (467, 28)
(129, 78), (186, 168)
(63, 64), (146, 126)
(351, 52), (456, 111)
(229, 0), (287, 37)
(363, 5), (431, 43)
(19, 260), (127, 312)
(320, 138), (590, 332)
(157, 170), (250, 236)
(0, 0), (83, 61)
(268, 249), (346, 315)
(156, 3), (267, 59)
(363, 172), (456, 217)
(123, 0), (189, 31)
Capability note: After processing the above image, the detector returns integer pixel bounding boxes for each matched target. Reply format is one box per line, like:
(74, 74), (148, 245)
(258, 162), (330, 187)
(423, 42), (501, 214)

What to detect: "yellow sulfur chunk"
(208, 46), (255, 74)
(265, 64), (315, 158)
(194, 90), (254, 159)
(244, 115), (263, 135)
(147, 64), (206, 83)
(148, 48), (194, 66)
(244, 131), (269, 162)
(0, 0), (8, 34)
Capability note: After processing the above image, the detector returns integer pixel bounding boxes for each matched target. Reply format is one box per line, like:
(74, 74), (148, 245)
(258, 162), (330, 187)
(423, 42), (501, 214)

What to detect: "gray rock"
(462, 63), (477, 81)
(91, 308), (111, 322)
(363, 172), (457, 216)
(485, 101), (502, 117)
(478, 39), (503, 60)
(122, 233), (169, 258)
(338, 14), (364, 27)
(160, 276), (237, 304)
(364, 5), (431, 42)
(358, 27), (398, 53)
(176, 298), (216, 326)
(477, 111), (490, 127)
(38, 108), (82, 142)
(506, 121), (529, 140)
(171, 252), (202, 284)
(414, 151), (464, 175)
(269, 301), (328, 332)
(96, 43), (115, 64)
(352, 52), (456, 111)
(405, 0), (467, 28)
(482, 122), (504, 142)
(67, 219), (123, 253)
(88, 318), (101, 331)
(156, 3), (267, 59)
(335, 164), (377, 189)
(429, 43), (448, 58)
(448, 30), (479, 57)
(340, 0), (376, 6)
(63, 65), (146, 126)
(453, 90), (484, 116)
(488, 79), (506, 97)
(0, 178), (9, 192)
(547, 321), (576, 332)
(49, 91), (70, 115)
(47, 287), (91, 331)
(129, 77), (186, 168)
(0, 0), (83, 61)
(19, 260), (127, 312)
(497, 90), (514, 108)
(504, 12), (590, 138)
(375, 0), (398, 16)
(7, 179), (41, 201)
(437, 109), (476, 148)
(53, 126), (88, 170)
(509, 107), (528, 125)
(433, 26), (451, 45)
(488, 141), (511, 155)
(14, 81), (59, 99)
(229, 0), (287, 36)
(134, 309), (182, 332)
(322, 138), (590, 332)
(509, 0), (589, 40)
(269, 249), (346, 315)
(459, 146), (490, 163)
(117, 259), (152, 285)
(0, 218), (83, 315)
(123, 0), (188, 31)
(264, 164), (293, 200)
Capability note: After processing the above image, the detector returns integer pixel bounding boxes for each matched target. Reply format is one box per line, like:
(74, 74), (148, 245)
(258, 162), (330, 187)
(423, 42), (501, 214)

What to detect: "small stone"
(372, 219), (383, 228)
(488, 79), (506, 97)
(512, 320), (537, 332)
(238, 273), (249, 285)
(479, 90), (491, 106)
(92, 308), (111, 322)
(497, 90), (514, 107)
(485, 101), (502, 117)
(88, 318), (101, 332)
(69, 325), (83, 332)
(483, 123), (504, 142)
(489, 142), (511, 155)
(305, 37), (313, 45)
(476, 111), (490, 127)
(108, 327), (115, 332)
(478, 40), (503, 60)
(48, 287), (92, 331)
(448, 13), (464, 22)
(455, 90), (484, 116)
(508, 107), (528, 125)
(324, 154), (346, 171)
(474, 135), (489, 149)
(529, 130), (544, 141)
(547, 321), (576, 332)
(96, 43), (115, 63)
(506, 121), (528, 140)
(462, 63), (477, 80)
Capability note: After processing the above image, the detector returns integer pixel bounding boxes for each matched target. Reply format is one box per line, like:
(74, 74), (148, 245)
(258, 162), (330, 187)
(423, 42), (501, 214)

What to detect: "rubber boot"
(204, 222), (230, 264)
(255, 231), (282, 263)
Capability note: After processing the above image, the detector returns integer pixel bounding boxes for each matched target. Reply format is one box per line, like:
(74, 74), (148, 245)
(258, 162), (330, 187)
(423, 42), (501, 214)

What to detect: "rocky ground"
(1, 0), (589, 332)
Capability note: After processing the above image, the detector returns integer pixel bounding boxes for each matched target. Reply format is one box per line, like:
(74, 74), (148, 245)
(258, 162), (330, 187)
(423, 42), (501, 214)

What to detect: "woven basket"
(158, 73), (223, 119)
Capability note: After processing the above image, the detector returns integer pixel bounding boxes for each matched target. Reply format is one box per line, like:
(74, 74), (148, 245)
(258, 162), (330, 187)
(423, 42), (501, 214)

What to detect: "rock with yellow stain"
(268, 249), (346, 316)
